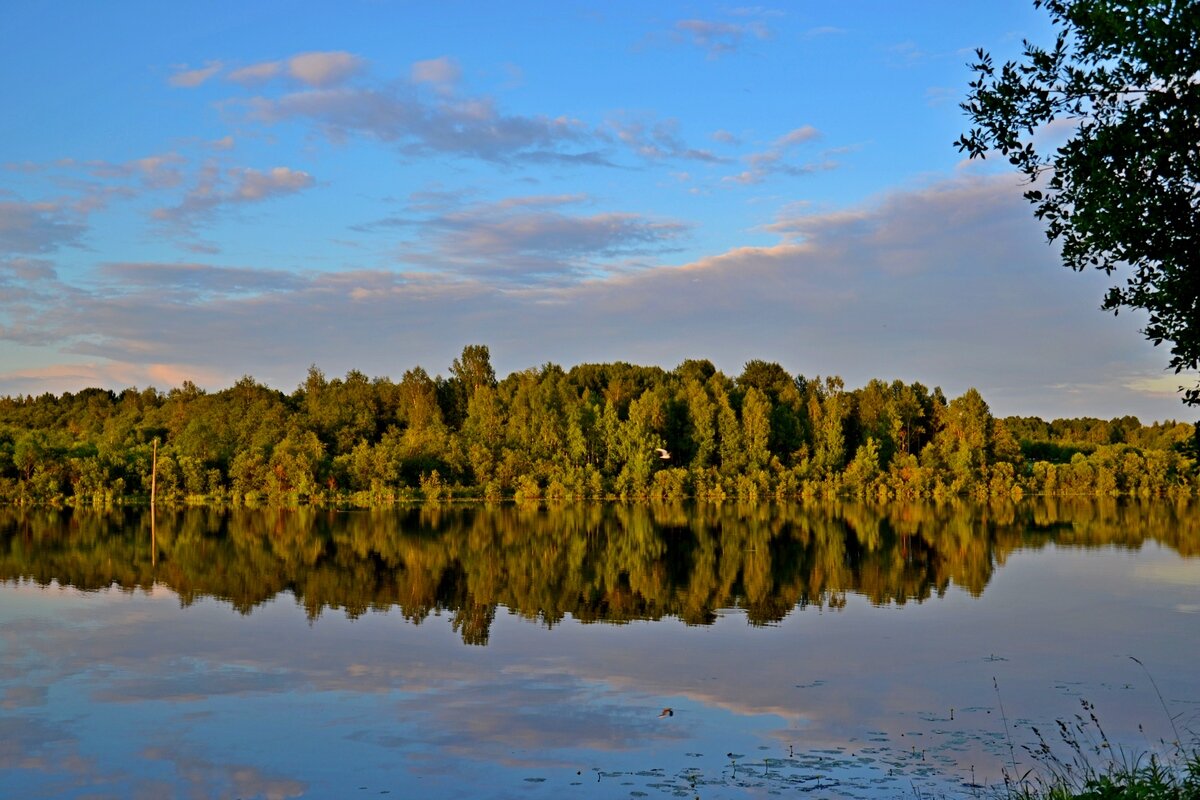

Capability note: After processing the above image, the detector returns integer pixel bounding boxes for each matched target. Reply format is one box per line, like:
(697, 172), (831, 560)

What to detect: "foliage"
(0, 345), (1195, 506)
(958, 0), (1200, 405)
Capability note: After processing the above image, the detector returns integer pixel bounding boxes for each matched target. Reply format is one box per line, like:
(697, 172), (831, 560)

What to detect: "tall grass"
(1001, 692), (1199, 800)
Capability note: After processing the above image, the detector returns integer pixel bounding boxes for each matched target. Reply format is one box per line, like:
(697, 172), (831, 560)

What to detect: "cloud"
(0, 257), (57, 284)
(220, 51), (366, 88)
(723, 125), (832, 184)
(83, 152), (186, 189)
(227, 57), (715, 168)
(249, 85), (599, 164)
(411, 56), (462, 93)
(1, 174), (1188, 420)
(0, 200), (86, 254)
(359, 193), (689, 283)
(606, 116), (725, 162)
(168, 61), (223, 88)
(287, 50), (363, 87)
(674, 19), (771, 58)
(886, 40), (927, 67)
(5, 153), (195, 222)
(227, 60), (282, 85)
(0, 361), (231, 396)
(152, 165), (314, 231)
(97, 261), (304, 295)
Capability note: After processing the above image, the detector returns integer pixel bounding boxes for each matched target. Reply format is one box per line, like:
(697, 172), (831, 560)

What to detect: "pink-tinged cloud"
(83, 152), (186, 189)
(0, 361), (231, 395)
(234, 166), (313, 200)
(96, 262), (303, 294)
(606, 116), (724, 163)
(0, 201), (86, 254)
(774, 126), (820, 148)
(250, 86), (601, 164)
(168, 61), (223, 88)
(2, 175), (1192, 420)
(152, 166), (314, 231)
(0, 257), (57, 283)
(221, 51), (363, 87)
(227, 60), (282, 85)
(287, 51), (363, 87)
(725, 125), (831, 184)
(411, 56), (461, 91)
(356, 193), (689, 283)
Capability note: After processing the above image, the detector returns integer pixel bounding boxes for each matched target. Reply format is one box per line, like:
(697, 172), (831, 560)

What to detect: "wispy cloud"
(411, 56), (462, 94)
(248, 84), (601, 165)
(152, 165), (314, 232)
(803, 26), (846, 39)
(4, 174), (1179, 421)
(358, 192), (689, 283)
(722, 125), (832, 184)
(168, 61), (223, 88)
(97, 261), (304, 296)
(168, 51), (365, 90)
(886, 41), (928, 67)
(606, 116), (725, 162)
(674, 19), (771, 58)
(0, 200), (87, 254)
(81, 152), (187, 189)
(226, 51), (364, 88)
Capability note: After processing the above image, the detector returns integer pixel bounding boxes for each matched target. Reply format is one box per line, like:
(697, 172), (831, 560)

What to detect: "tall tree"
(447, 345), (498, 427)
(958, 0), (1200, 404)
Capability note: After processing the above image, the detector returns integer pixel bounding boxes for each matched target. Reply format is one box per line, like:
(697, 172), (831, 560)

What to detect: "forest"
(0, 346), (1196, 506)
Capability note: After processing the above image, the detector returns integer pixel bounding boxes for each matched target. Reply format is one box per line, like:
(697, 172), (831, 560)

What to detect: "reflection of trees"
(1, 500), (1196, 645)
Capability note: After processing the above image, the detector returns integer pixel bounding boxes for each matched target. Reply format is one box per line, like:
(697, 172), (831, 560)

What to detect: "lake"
(1, 500), (1197, 799)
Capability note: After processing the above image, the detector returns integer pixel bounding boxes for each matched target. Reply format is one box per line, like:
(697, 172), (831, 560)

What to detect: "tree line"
(0, 346), (1196, 505)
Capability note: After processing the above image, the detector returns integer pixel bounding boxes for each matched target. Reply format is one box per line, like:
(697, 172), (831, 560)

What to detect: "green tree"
(447, 345), (497, 426)
(958, 0), (1200, 404)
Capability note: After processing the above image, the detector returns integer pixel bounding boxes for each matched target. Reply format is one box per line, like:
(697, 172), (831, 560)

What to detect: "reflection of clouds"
(392, 677), (679, 758)
(93, 661), (297, 703)
(3, 543), (1198, 799)
(0, 684), (47, 708)
(141, 747), (307, 800)
(0, 716), (100, 793)
(1133, 560), (1200, 587)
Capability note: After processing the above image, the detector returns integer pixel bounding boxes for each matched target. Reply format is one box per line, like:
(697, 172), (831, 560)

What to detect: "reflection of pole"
(150, 438), (158, 568)
(151, 438), (158, 510)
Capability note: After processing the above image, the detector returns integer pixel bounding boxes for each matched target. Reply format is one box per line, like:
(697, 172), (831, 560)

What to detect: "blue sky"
(1, 1), (1194, 421)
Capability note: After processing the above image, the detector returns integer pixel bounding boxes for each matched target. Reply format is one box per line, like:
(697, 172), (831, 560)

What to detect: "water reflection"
(1, 499), (1197, 645)
(1, 500), (1198, 799)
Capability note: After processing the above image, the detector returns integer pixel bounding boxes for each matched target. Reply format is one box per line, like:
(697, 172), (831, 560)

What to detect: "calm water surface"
(1, 501), (1197, 799)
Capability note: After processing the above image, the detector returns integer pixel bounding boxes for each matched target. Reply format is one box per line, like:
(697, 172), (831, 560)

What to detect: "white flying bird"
(655, 448), (671, 460)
